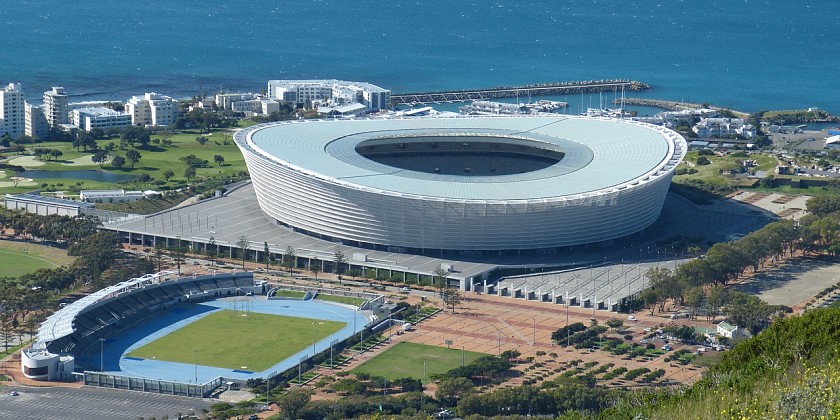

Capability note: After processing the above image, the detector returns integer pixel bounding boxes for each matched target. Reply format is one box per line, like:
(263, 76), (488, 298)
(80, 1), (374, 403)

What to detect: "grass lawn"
(274, 290), (306, 299)
(0, 239), (76, 277)
(315, 294), (367, 307)
(128, 310), (345, 371)
(352, 342), (487, 382)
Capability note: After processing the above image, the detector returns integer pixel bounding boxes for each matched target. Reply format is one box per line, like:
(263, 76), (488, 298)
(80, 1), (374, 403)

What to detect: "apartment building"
(125, 92), (179, 127)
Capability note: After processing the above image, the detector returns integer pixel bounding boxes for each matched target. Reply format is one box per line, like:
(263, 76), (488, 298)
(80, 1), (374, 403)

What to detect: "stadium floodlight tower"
(236, 115), (686, 254)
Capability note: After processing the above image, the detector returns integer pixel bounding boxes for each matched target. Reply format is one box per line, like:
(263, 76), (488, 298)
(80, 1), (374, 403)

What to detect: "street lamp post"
(175, 235), (182, 274)
(193, 349), (198, 384)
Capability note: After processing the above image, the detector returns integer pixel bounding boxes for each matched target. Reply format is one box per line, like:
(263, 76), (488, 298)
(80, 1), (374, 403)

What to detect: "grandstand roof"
(37, 271), (178, 343)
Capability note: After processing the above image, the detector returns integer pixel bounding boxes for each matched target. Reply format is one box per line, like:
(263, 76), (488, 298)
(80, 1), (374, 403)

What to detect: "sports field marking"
(352, 342), (487, 382)
(128, 310), (345, 371)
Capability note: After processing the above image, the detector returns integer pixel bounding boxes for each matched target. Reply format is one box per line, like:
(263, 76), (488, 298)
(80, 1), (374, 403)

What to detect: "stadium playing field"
(0, 239), (75, 277)
(352, 342), (487, 382)
(128, 310), (345, 371)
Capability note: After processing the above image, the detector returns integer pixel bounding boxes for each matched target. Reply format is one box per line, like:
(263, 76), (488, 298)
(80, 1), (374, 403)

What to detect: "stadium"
(235, 116), (687, 253)
(21, 271), (374, 397)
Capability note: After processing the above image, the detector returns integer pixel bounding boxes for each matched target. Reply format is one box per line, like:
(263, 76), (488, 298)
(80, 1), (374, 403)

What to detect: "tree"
(48, 149), (63, 161)
(264, 241), (270, 270)
(184, 165), (197, 180)
(333, 246), (346, 279)
(310, 259), (321, 281)
(195, 136), (208, 145)
(434, 266), (449, 299)
(283, 246), (296, 273)
(163, 168), (175, 181)
(436, 377), (475, 407)
(213, 154), (225, 166)
(81, 134), (97, 151)
(92, 151), (108, 168)
(125, 149), (141, 168)
(441, 287), (463, 313)
(274, 389), (312, 420)
(605, 319), (624, 332)
(236, 235), (250, 268)
(684, 286), (705, 320)
(111, 155), (126, 168)
(207, 236), (216, 267)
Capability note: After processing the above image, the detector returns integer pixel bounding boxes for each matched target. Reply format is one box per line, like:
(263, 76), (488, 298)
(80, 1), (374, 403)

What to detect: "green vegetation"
(129, 310), (345, 371)
(94, 190), (196, 215)
(0, 127), (247, 195)
(315, 294), (366, 307)
(352, 342), (486, 382)
(0, 239), (75, 277)
(760, 108), (837, 124)
(273, 289), (306, 299)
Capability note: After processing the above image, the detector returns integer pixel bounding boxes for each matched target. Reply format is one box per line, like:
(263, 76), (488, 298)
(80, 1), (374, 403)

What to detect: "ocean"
(1, 0), (838, 114)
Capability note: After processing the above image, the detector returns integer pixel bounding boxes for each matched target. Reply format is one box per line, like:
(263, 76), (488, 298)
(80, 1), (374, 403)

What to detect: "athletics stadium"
(21, 271), (374, 396)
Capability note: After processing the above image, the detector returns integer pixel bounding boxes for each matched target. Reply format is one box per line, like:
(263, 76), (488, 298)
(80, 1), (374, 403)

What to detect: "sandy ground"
(728, 191), (811, 220)
(7, 156), (45, 168)
(733, 255), (840, 308)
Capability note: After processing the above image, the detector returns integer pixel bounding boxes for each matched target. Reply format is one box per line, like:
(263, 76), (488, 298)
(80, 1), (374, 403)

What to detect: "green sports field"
(352, 342), (487, 382)
(128, 310), (345, 371)
(0, 239), (76, 277)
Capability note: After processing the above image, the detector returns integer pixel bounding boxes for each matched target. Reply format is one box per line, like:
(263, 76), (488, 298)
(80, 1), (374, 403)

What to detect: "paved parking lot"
(0, 386), (211, 420)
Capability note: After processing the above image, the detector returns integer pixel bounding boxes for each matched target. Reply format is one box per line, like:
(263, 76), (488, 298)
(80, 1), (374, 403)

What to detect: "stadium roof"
(245, 116), (684, 201)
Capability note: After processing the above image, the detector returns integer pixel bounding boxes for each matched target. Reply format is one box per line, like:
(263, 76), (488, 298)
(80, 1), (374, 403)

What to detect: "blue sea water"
(1, 0), (838, 114)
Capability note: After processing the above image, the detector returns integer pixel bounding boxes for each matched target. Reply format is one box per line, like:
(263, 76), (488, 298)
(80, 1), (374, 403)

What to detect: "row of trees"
(638, 195), (840, 334)
(0, 209), (149, 352)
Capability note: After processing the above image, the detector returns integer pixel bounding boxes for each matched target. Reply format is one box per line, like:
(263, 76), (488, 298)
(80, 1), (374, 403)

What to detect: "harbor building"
(125, 92), (179, 127)
(267, 79), (390, 110)
(43, 87), (70, 127)
(0, 83), (26, 139)
(71, 107), (132, 132)
(24, 102), (50, 139)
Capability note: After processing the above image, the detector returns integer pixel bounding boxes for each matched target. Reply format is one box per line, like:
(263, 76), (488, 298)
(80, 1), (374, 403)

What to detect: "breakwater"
(390, 79), (649, 105)
(618, 98), (749, 118)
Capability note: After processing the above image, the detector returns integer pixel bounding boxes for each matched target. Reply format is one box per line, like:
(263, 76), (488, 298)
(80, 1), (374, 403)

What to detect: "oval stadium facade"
(235, 116), (687, 253)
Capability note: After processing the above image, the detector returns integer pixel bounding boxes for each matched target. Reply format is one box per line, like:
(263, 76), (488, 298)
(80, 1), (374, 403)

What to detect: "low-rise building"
(316, 102), (367, 117)
(71, 107), (132, 132)
(693, 117), (757, 139)
(267, 79), (390, 110)
(80, 189), (146, 203)
(4, 193), (94, 216)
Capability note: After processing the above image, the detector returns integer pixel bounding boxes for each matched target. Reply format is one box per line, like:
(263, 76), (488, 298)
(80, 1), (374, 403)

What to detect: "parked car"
(628, 315), (637, 321)
(9, 390), (19, 396)
(662, 344), (672, 351)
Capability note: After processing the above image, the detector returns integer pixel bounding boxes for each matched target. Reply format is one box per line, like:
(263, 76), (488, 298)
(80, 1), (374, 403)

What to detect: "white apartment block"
(0, 83), (26, 139)
(267, 79), (390, 110)
(693, 117), (757, 139)
(230, 98), (280, 115)
(43, 87), (70, 127)
(125, 92), (179, 127)
(25, 102), (49, 139)
(215, 93), (258, 110)
(72, 107), (132, 132)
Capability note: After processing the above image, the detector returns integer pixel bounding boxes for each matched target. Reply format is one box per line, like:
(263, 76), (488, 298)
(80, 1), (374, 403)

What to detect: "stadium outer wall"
(235, 116), (687, 253)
